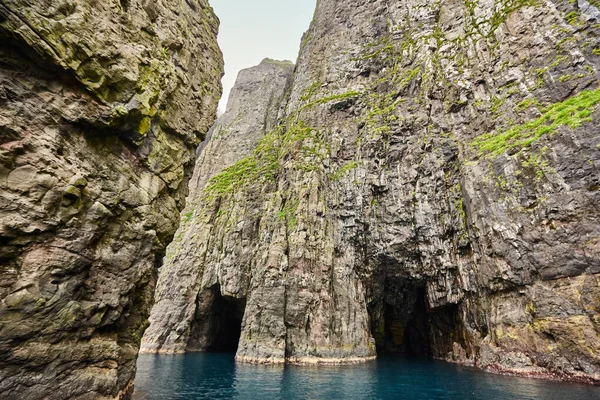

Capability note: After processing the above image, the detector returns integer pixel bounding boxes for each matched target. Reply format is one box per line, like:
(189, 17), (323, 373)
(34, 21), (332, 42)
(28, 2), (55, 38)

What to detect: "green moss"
(181, 210), (194, 223)
(558, 74), (571, 83)
(299, 81), (324, 102)
(138, 116), (152, 136)
(473, 88), (600, 157)
(136, 61), (166, 117)
(526, 301), (536, 315)
(398, 67), (421, 90)
(112, 104), (128, 117)
(556, 37), (574, 48)
(63, 185), (81, 199)
(203, 120), (323, 199)
(534, 68), (546, 88)
(253, 130), (281, 180)
(359, 67), (419, 142)
(550, 55), (568, 68)
(522, 149), (552, 179)
(108, 105), (129, 127)
(277, 199), (300, 230)
(447, 181), (469, 240)
(565, 11), (579, 25)
(490, 96), (506, 115)
(586, 65), (595, 75)
(330, 161), (360, 181)
(160, 46), (170, 60)
(300, 90), (361, 111)
(35, 297), (46, 309)
(204, 157), (258, 198)
(281, 120), (316, 147)
(351, 40), (395, 61)
(529, 54), (569, 90)
(453, 196), (469, 239)
(515, 97), (539, 112)
(261, 58), (294, 67)
(485, 0), (538, 37)
(72, 177), (88, 188)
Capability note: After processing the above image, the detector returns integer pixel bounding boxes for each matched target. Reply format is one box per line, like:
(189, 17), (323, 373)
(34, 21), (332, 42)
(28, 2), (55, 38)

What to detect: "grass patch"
(300, 90), (361, 111)
(473, 88), (600, 157)
(181, 210), (194, 223)
(203, 121), (321, 199)
(565, 11), (579, 25)
(329, 161), (360, 181)
(515, 97), (539, 112)
(277, 199), (300, 230)
(204, 157), (259, 197)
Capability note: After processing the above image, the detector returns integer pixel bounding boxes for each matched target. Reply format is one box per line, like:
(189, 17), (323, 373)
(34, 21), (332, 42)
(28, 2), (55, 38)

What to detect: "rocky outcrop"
(141, 58), (295, 355)
(145, 0), (600, 384)
(0, 0), (222, 398)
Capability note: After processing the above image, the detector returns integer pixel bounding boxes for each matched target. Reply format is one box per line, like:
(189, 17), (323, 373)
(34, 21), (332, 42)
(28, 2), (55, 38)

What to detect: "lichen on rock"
(0, 0), (223, 398)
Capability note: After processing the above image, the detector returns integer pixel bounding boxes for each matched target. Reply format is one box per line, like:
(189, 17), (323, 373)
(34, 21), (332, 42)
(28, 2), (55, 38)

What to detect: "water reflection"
(133, 353), (600, 400)
(280, 363), (379, 399)
(233, 362), (284, 399)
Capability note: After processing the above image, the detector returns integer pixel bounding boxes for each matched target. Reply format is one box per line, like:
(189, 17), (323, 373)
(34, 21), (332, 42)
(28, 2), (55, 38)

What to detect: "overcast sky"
(211, 0), (317, 112)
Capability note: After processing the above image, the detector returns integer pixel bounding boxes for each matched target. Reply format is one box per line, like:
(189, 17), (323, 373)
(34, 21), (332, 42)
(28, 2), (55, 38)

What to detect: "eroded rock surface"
(0, 0), (222, 398)
(147, 0), (599, 384)
(141, 58), (295, 355)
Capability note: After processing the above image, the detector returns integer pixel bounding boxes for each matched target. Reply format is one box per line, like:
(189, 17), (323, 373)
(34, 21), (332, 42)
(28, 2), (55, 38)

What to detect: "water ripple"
(133, 353), (600, 400)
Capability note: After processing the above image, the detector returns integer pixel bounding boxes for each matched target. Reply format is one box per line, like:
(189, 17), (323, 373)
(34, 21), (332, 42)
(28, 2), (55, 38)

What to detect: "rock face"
(0, 0), (222, 398)
(147, 0), (600, 384)
(141, 58), (295, 355)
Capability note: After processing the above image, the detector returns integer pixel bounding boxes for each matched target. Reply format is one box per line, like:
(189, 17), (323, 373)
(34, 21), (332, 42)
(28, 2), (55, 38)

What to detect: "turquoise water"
(133, 353), (600, 400)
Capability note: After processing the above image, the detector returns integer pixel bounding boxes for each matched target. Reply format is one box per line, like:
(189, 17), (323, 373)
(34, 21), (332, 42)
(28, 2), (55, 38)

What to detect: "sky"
(211, 0), (317, 112)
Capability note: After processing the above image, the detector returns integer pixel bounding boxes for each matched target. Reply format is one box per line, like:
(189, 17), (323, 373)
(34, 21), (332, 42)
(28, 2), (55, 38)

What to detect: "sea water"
(133, 353), (600, 399)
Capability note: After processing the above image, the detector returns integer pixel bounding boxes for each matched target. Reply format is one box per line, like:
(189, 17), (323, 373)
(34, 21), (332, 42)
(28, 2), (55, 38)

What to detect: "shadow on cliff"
(369, 278), (465, 359)
(187, 284), (246, 353)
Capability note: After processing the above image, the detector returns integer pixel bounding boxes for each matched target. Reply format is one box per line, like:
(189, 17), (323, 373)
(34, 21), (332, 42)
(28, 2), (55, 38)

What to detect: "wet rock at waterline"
(143, 0), (600, 384)
(0, 0), (223, 398)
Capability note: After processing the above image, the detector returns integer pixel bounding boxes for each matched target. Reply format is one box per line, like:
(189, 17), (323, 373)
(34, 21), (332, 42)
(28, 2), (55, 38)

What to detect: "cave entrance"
(370, 279), (460, 358)
(187, 285), (246, 353)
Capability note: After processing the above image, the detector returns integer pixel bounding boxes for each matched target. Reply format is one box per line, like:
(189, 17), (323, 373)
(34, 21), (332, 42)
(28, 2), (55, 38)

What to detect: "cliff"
(141, 58), (295, 355)
(143, 0), (600, 384)
(0, 0), (222, 398)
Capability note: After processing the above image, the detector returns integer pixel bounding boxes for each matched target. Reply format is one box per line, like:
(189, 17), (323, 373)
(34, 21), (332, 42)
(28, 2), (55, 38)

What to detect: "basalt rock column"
(0, 0), (223, 398)
(141, 58), (295, 355)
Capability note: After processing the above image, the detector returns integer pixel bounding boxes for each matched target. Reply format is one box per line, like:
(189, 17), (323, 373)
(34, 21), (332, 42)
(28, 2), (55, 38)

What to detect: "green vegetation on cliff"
(473, 88), (600, 157)
(204, 157), (260, 198)
(203, 120), (322, 199)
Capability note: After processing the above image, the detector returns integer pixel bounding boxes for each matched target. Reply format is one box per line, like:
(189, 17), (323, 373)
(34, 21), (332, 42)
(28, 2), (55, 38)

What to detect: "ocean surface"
(133, 353), (600, 400)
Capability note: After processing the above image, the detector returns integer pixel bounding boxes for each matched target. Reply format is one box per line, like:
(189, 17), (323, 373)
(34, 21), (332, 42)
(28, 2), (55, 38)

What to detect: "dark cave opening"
(187, 286), (246, 353)
(395, 287), (430, 356)
(370, 279), (461, 358)
(206, 293), (245, 352)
